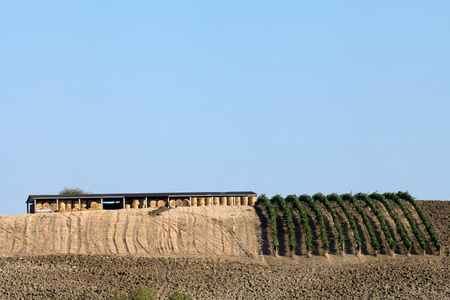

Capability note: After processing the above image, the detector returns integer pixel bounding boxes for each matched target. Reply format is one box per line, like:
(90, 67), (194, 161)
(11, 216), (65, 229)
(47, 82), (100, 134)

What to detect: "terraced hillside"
(256, 192), (444, 257)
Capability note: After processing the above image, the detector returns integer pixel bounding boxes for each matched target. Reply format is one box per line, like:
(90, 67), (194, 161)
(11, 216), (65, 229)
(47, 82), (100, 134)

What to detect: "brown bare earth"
(0, 201), (449, 299)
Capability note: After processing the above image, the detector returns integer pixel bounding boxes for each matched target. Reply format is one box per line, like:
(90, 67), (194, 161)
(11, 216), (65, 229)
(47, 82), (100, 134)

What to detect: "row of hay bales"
(188, 196), (256, 207)
(34, 195), (257, 212)
(35, 200), (102, 213)
(127, 199), (148, 209)
(125, 196), (257, 209)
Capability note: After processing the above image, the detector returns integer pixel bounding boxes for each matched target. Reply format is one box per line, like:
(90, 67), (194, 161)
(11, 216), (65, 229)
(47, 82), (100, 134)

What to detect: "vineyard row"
(255, 192), (441, 257)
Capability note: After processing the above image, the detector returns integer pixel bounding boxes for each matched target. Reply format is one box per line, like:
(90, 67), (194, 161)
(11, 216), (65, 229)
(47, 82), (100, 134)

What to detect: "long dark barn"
(26, 191), (258, 214)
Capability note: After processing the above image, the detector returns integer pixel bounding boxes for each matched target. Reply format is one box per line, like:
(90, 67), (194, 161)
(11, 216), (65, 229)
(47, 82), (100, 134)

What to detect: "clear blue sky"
(1, 1), (449, 215)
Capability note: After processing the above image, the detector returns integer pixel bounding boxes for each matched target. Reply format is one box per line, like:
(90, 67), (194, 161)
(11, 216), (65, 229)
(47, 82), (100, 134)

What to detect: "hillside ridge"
(0, 206), (260, 258)
(0, 200), (448, 258)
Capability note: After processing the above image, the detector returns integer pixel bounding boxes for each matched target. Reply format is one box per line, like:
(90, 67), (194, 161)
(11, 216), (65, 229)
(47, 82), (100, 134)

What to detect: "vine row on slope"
(355, 193), (396, 251)
(397, 191), (441, 253)
(286, 194), (315, 254)
(255, 192), (440, 257)
(299, 194), (330, 254)
(313, 193), (345, 252)
(327, 193), (362, 252)
(271, 195), (297, 252)
(369, 192), (411, 253)
(342, 193), (380, 254)
(384, 192), (427, 252)
(255, 194), (278, 254)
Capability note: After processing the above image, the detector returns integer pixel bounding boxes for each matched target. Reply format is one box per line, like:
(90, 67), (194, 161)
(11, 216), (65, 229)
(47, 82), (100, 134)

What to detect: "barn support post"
(56, 199), (59, 212)
(233, 196), (236, 206)
(167, 196), (170, 208)
(34, 199), (36, 214)
(145, 197), (148, 208)
(189, 196), (192, 207)
(101, 198), (103, 210)
(78, 199), (81, 211)
(27, 203), (29, 214)
(123, 197), (125, 209)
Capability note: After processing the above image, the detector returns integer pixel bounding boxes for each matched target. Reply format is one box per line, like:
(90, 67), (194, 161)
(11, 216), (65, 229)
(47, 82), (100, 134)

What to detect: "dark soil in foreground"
(0, 254), (449, 299)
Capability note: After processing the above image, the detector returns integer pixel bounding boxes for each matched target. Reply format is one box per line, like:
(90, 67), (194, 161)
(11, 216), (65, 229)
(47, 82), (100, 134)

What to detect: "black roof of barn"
(27, 191), (257, 203)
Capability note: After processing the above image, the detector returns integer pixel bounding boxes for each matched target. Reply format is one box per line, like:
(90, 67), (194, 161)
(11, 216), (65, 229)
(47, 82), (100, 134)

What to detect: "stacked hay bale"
(36, 201), (43, 210)
(169, 199), (176, 208)
(241, 196), (248, 206)
(249, 196), (257, 206)
(132, 199), (140, 209)
(140, 199), (146, 208)
(198, 197), (205, 206)
(150, 200), (157, 208)
(80, 200), (87, 211)
(125, 204), (131, 209)
(183, 198), (190, 206)
(220, 196), (227, 206)
(175, 199), (183, 207)
(73, 202), (80, 211)
(213, 197), (220, 206)
(50, 203), (58, 212)
(206, 197), (212, 206)
(191, 197), (198, 207)
(157, 200), (166, 207)
(39, 202), (47, 212)
(66, 201), (72, 211)
(58, 200), (66, 213)
(235, 196), (241, 206)
(227, 196), (234, 206)
(89, 201), (99, 210)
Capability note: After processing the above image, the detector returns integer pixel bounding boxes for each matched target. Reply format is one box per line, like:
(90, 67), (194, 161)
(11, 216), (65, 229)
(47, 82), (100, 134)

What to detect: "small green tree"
(168, 290), (193, 300)
(116, 285), (158, 300)
(59, 187), (91, 195)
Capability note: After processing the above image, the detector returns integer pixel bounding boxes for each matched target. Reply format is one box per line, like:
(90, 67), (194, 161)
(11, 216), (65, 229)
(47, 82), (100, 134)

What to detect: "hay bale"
(140, 199), (146, 208)
(169, 200), (176, 208)
(43, 202), (50, 208)
(157, 200), (166, 207)
(227, 196), (233, 206)
(50, 203), (58, 212)
(132, 199), (140, 209)
(73, 202), (80, 211)
(183, 199), (190, 206)
(36, 201), (43, 209)
(150, 200), (157, 208)
(213, 197), (220, 206)
(249, 196), (257, 206)
(125, 204), (131, 209)
(66, 201), (72, 211)
(176, 199), (183, 207)
(198, 197), (205, 207)
(235, 197), (241, 206)
(206, 197), (212, 206)
(90, 201), (99, 209)
(191, 197), (198, 207)
(58, 200), (66, 212)
(241, 196), (248, 206)
(81, 200), (87, 211)
(220, 196), (227, 206)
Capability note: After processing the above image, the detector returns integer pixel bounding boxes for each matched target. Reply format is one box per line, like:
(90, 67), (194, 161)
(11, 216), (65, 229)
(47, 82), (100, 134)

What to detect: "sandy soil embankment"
(0, 206), (260, 258)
